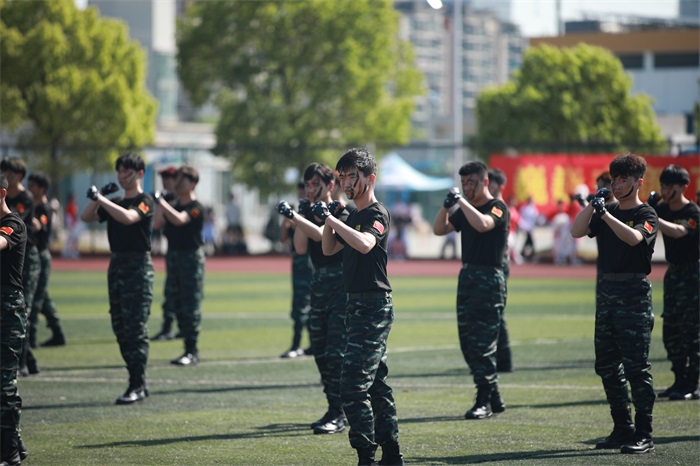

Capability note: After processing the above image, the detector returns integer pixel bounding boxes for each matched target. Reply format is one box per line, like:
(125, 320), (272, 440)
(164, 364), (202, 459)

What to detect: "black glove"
(327, 200), (343, 217)
(595, 187), (611, 201)
(298, 198), (311, 216)
(586, 193), (595, 203)
(572, 193), (586, 207)
(100, 182), (119, 196)
(276, 200), (294, 219)
(87, 185), (99, 201)
(443, 187), (461, 209)
(591, 197), (607, 216)
(311, 201), (331, 221)
(647, 191), (660, 209)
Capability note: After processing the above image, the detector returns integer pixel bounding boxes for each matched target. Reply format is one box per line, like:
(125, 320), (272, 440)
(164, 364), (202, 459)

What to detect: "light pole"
(428, 0), (463, 182)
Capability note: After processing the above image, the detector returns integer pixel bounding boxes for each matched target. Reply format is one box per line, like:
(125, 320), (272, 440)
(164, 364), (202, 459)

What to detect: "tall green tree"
(0, 0), (157, 194)
(177, 0), (423, 195)
(474, 44), (667, 158)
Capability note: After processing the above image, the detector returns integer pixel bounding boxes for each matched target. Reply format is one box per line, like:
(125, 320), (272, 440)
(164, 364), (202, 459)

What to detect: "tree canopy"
(0, 0), (157, 192)
(474, 44), (667, 157)
(177, 0), (424, 196)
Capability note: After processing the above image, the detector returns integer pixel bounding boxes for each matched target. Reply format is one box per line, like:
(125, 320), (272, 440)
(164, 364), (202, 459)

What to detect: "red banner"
(489, 154), (700, 216)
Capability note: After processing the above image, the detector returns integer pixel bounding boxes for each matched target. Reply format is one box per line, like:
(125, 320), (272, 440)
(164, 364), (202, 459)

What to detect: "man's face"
(461, 174), (484, 203)
(4, 170), (21, 186)
(161, 175), (175, 191)
(660, 183), (683, 203)
(117, 167), (139, 190)
(487, 180), (500, 198)
(338, 169), (369, 201)
(27, 180), (43, 198)
(611, 174), (640, 201)
(304, 175), (329, 202)
(174, 174), (193, 194)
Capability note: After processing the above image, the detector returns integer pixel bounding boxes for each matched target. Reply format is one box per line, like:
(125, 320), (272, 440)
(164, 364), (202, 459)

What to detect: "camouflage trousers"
(662, 262), (700, 382)
(308, 265), (347, 414)
(498, 254), (512, 370)
(290, 252), (312, 349)
(29, 248), (62, 337)
(595, 277), (655, 415)
(0, 289), (26, 435)
(163, 248), (205, 353)
(20, 245), (40, 368)
(108, 252), (154, 386)
(456, 265), (506, 387)
(341, 295), (398, 452)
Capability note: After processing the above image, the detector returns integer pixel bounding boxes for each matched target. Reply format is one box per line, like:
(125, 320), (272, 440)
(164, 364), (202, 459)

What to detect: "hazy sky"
(75, 0), (681, 37)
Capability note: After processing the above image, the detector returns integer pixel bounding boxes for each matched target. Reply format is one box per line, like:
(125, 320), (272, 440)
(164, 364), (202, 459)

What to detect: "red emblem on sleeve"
(689, 218), (697, 229)
(40, 214), (48, 225)
(191, 208), (200, 218)
(491, 206), (503, 218)
(0, 226), (14, 236)
(17, 204), (25, 213)
(138, 202), (150, 214)
(373, 220), (385, 235)
(643, 221), (653, 234)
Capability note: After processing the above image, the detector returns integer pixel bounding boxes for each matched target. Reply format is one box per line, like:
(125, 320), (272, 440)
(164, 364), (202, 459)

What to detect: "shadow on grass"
(154, 381), (321, 396)
(581, 434), (699, 448)
(76, 422), (313, 449)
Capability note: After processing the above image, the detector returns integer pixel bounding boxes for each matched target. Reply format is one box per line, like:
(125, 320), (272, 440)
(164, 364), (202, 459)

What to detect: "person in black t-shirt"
(277, 163), (350, 435)
(571, 153), (658, 454)
(81, 152), (155, 405)
(0, 170), (29, 465)
(434, 161), (509, 420)
(153, 166), (205, 366)
(651, 165), (700, 401)
(27, 172), (67, 348)
(320, 148), (404, 466)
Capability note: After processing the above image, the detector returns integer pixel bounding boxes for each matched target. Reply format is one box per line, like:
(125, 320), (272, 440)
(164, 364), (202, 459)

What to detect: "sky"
(75, 0), (682, 37)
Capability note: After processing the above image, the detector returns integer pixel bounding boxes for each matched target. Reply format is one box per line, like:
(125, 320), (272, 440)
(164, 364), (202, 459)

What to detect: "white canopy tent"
(375, 152), (453, 192)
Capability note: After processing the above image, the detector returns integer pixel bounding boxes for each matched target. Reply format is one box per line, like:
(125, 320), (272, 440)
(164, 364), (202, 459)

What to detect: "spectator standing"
(519, 196), (539, 261)
(62, 193), (81, 259)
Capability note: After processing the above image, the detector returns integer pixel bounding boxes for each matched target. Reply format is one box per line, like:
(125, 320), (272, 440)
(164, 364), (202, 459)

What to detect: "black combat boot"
(41, 324), (67, 347)
(28, 327), (37, 349)
(0, 429), (21, 466)
(595, 407), (635, 449)
(658, 362), (685, 397)
(621, 412), (654, 454)
(491, 385), (506, 413)
(464, 384), (493, 420)
(357, 446), (378, 466)
(378, 440), (405, 466)
(313, 411), (345, 434)
(670, 367), (699, 400)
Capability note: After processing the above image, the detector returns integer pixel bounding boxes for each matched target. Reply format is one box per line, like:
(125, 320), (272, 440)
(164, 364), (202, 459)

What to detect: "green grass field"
(21, 269), (700, 465)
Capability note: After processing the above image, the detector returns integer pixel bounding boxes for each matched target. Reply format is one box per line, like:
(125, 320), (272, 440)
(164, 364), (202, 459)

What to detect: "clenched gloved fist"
(277, 201), (294, 219)
(87, 185), (99, 201)
(595, 187), (611, 201)
(100, 182), (119, 196)
(591, 197), (607, 216)
(572, 193), (586, 207)
(443, 187), (461, 209)
(647, 191), (660, 210)
(298, 198), (311, 216)
(327, 200), (343, 217)
(311, 201), (331, 221)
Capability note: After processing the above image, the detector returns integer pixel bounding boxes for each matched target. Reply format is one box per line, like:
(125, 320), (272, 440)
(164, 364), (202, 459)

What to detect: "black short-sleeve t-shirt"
(163, 200), (205, 250)
(656, 201), (700, 264)
(337, 202), (391, 293)
(449, 198), (509, 267)
(98, 193), (154, 253)
(34, 201), (52, 251)
(306, 207), (349, 269)
(1, 212), (27, 290)
(589, 202), (658, 274)
(6, 190), (36, 246)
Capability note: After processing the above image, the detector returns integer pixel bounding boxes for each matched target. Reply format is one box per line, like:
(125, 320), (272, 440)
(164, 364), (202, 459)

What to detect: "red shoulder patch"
(643, 221), (653, 234)
(491, 206), (503, 218)
(0, 226), (14, 236)
(688, 218), (697, 229)
(40, 214), (49, 225)
(17, 204), (25, 213)
(138, 202), (150, 214)
(372, 220), (385, 235)
(191, 207), (200, 218)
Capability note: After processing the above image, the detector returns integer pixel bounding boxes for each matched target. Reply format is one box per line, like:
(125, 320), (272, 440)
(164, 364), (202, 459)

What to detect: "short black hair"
(178, 166), (199, 184)
(28, 172), (50, 190)
(609, 153), (646, 180)
(659, 164), (690, 186)
(488, 168), (506, 187)
(459, 161), (488, 178)
(303, 163), (335, 185)
(336, 148), (376, 177)
(0, 171), (7, 190)
(0, 157), (26, 177)
(596, 171), (612, 185)
(115, 152), (145, 172)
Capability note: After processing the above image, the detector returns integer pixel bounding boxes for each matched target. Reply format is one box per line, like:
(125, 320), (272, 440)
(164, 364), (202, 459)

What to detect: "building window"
(654, 52), (700, 69)
(617, 53), (644, 69)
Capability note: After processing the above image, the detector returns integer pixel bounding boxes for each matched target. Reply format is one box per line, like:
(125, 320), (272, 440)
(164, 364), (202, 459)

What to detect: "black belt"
(602, 273), (647, 281)
(462, 263), (501, 271)
(347, 291), (391, 300)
